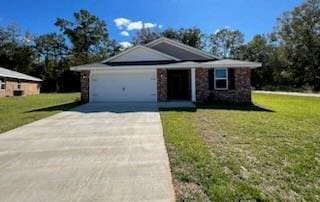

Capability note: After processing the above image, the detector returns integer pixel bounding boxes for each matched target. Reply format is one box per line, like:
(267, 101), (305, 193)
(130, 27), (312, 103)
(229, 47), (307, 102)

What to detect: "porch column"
(191, 68), (196, 102)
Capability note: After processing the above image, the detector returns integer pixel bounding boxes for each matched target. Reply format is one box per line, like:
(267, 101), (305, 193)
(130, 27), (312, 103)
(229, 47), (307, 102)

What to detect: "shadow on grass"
(159, 107), (197, 112)
(26, 102), (82, 113)
(197, 102), (274, 112)
(27, 102), (273, 113)
(160, 103), (274, 112)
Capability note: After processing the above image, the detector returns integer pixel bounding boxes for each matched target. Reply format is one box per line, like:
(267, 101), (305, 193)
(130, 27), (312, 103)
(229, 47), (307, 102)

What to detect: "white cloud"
(127, 21), (143, 30)
(119, 41), (132, 49)
(114, 18), (131, 29)
(144, 22), (157, 29)
(114, 17), (163, 33)
(120, 31), (129, 36)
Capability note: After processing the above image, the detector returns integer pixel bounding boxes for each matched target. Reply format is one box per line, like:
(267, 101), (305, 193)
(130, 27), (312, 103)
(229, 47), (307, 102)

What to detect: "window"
(0, 78), (5, 90)
(214, 68), (228, 90)
(17, 80), (21, 89)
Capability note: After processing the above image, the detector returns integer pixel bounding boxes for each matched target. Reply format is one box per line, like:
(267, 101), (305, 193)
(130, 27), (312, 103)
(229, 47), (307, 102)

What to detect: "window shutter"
(208, 69), (214, 90)
(228, 68), (235, 90)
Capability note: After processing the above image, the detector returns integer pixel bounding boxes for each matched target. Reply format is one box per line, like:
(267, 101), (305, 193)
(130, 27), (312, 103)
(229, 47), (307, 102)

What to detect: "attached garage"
(90, 70), (157, 102)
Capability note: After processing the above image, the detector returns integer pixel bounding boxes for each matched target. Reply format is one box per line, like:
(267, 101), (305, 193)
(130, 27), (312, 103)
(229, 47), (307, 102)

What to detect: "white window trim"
(0, 78), (5, 90)
(214, 68), (228, 90)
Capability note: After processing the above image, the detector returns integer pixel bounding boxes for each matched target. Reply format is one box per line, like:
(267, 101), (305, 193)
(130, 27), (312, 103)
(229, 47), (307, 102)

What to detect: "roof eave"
(203, 64), (262, 69)
(0, 74), (42, 82)
(70, 61), (262, 71)
(70, 60), (201, 71)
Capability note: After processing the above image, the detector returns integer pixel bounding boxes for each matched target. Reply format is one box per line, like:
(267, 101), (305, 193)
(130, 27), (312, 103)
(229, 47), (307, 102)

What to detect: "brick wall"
(196, 68), (252, 103)
(80, 71), (90, 103)
(0, 78), (40, 97)
(196, 68), (209, 101)
(157, 69), (167, 102)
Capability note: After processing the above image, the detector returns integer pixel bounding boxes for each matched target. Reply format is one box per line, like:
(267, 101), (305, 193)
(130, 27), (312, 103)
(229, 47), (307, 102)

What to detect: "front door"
(167, 70), (191, 100)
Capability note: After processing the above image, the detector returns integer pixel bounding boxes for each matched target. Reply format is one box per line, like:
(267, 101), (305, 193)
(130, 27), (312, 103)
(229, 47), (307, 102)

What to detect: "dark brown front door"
(167, 70), (191, 100)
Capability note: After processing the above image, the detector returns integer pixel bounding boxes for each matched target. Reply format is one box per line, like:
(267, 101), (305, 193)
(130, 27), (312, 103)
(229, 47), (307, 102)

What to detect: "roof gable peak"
(102, 45), (179, 63)
(146, 37), (220, 60)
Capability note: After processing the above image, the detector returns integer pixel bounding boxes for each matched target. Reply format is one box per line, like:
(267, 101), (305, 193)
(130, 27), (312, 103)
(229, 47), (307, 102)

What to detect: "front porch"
(157, 68), (196, 102)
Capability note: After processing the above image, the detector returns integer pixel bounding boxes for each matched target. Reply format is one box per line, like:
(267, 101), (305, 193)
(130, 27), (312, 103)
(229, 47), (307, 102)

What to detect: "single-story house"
(0, 67), (42, 97)
(71, 37), (261, 103)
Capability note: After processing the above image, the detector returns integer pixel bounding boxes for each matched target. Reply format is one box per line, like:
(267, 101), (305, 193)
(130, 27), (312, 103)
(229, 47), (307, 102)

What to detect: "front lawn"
(161, 93), (320, 201)
(0, 93), (80, 134)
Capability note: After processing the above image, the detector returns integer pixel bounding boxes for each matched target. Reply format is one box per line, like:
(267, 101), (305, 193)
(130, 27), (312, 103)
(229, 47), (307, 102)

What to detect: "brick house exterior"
(0, 78), (40, 97)
(195, 68), (251, 103)
(157, 69), (168, 102)
(81, 67), (251, 103)
(72, 37), (260, 103)
(80, 71), (90, 103)
(0, 67), (42, 97)
(155, 68), (251, 103)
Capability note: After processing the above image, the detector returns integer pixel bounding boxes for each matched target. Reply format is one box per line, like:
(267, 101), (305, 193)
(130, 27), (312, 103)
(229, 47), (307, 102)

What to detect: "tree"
(55, 9), (109, 64)
(241, 34), (284, 88)
(132, 27), (160, 45)
(210, 28), (244, 58)
(161, 27), (204, 48)
(0, 25), (18, 68)
(242, 35), (271, 88)
(0, 24), (35, 74)
(276, 0), (320, 90)
(34, 33), (69, 91)
(107, 40), (122, 56)
(177, 28), (204, 49)
(132, 27), (204, 49)
(161, 28), (179, 40)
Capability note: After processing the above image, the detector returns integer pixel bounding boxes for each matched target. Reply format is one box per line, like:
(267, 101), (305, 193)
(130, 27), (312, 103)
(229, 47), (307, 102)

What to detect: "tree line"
(0, 10), (121, 92)
(0, 0), (319, 92)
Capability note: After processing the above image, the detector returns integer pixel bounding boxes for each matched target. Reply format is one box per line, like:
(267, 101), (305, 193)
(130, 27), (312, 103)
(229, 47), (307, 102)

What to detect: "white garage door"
(90, 70), (157, 102)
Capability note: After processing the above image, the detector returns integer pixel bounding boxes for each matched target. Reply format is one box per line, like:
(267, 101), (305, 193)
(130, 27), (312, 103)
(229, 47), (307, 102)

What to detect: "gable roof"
(70, 38), (262, 71)
(0, 67), (42, 82)
(102, 45), (180, 63)
(146, 37), (220, 60)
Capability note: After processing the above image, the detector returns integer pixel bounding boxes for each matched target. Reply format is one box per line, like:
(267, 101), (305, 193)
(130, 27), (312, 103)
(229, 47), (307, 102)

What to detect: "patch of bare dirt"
(174, 180), (210, 202)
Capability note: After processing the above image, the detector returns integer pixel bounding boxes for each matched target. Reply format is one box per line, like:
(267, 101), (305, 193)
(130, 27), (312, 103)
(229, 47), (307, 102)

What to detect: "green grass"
(160, 93), (320, 201)
(0, 93), (80, 134)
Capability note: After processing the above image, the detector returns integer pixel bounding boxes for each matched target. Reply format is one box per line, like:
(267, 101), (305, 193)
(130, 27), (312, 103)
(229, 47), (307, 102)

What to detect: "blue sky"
(0, 0), (303, 46)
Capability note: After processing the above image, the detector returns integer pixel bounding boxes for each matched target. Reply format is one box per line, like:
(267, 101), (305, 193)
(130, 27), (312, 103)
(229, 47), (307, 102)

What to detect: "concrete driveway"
(0, 103), (175, 202)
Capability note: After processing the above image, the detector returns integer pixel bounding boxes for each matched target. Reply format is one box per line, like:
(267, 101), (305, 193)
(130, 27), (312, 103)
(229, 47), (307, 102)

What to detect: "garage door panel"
(91, 70), (156, 102)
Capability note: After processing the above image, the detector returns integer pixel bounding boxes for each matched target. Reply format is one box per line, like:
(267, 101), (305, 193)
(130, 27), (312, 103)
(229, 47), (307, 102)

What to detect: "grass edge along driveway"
(0, 93), (80, 134)
(160, 93), (320, 201)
